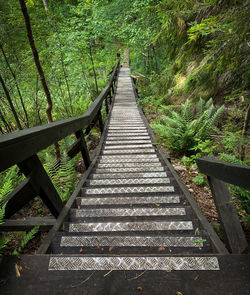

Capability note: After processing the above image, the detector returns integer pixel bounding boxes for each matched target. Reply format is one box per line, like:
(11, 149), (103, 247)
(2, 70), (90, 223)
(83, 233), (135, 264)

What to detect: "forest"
(0, 0), (249, 254)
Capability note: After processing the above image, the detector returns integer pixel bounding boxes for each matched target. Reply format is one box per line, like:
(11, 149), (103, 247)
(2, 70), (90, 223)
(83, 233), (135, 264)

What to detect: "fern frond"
(12, 224), (40, 255)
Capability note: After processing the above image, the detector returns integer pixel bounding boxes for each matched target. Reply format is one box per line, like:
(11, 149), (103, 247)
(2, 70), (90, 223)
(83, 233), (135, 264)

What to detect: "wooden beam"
(196, 157), (250, 190)
(3, 177), (36, 219)
(0, 217), (56, 231)
(18, 155), (63, 218)
(208, 176), (248, 253)
(75, 130), (91, 168)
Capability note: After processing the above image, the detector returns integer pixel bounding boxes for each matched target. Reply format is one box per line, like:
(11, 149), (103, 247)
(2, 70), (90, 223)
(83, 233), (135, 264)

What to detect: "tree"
(19, 0), (60, 158)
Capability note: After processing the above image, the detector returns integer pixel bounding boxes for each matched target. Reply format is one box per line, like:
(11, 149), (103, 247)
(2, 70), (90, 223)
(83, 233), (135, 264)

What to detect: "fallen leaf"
(137, 286), (143, 291)
(19, 266), (23, 271)
(155, 203), (160, 207)
(77, 205), (80, 209)
(194, 275), (199, 281)
(109, 246), (114, 252)
(79, 248), (83, 253)
(158, 246), (165, 251)
(176, 292), (183, 295)
(97, 245), (100, 249)
(199, 247), (202, 251)
(15, 264), (20, 278)
(113, 199), (117, 204)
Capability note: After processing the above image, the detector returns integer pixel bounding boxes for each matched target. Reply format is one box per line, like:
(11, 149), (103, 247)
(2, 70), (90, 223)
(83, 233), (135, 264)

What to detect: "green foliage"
(0, 166), (24, 253)
(44, 150), (77, 202)
(12, 224), (40, 255)
(153, 98), (224, 154)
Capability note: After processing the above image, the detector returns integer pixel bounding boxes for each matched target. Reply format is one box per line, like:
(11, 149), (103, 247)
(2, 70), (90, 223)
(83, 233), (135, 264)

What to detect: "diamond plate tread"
(60, 236), (204, 247)
(89, 178), (170, 186)
(107, 138), (150, 141)
(105, 140), (152, 145)
(96, 163), (162, 168)
(85, 186), (175, 195)
(49, 256), (219, 271)
(69, 221), (192, 232)
(108, 127), (146, 129)
(103, 149), (155, 154)
(104, 144), (153, 149)
(98, 158), (160, 164)
(95, 167), (165, 173)
(100, 154), (158, 160)
(80, 196), (179, 205)
(92, 172), (167, 179)
(74, 207), (185, 218)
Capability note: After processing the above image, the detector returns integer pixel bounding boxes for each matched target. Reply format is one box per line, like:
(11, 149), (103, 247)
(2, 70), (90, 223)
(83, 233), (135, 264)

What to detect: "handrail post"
(75, 130), (91, 168)
(105, 96), (109, 114)
(98, 110), (104, 133)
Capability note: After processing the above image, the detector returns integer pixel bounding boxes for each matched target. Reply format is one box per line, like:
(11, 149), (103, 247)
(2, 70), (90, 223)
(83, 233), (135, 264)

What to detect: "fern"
(44, 151), (77, 202)
(153, 98), (224, 154)
(12, 224), (40, 255)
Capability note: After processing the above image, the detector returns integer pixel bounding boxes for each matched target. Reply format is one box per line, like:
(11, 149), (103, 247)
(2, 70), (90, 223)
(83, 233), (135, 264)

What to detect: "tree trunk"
(19, 0), (60, 159)
(34, 75), (43, 125)
(0, 72), (23, 130)
(89, 43), (99, 96)
(0, 43), (29, 127)
(42, 0), (49, 11)
(0, 109), (12, 133)
(240, 104), (250, 161)
(152, 45), (158, 74)
(59, 46), (73, 115)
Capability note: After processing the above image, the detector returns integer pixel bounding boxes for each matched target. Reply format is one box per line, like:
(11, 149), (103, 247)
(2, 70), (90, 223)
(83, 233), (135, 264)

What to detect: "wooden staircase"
(49, 67), (216, 269)
(0, 61), (249, 295)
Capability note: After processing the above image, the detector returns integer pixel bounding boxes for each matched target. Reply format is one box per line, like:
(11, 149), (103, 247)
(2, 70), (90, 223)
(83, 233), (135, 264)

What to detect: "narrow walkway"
(49, 67), (219, 271)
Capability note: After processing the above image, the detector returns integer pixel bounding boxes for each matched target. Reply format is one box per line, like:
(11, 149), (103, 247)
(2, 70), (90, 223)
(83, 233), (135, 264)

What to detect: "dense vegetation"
(0, 0), (249, 253)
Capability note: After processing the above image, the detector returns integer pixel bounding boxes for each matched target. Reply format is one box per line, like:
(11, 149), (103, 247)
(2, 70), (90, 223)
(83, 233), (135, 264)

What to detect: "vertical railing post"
(75, 129), (91, 168)
(105, 96), (109, 114)
(98, 110), (104, 134)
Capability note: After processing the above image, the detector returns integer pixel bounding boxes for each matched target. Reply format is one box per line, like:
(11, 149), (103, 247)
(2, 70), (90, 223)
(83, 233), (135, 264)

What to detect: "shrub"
(153, 98), (224, 154)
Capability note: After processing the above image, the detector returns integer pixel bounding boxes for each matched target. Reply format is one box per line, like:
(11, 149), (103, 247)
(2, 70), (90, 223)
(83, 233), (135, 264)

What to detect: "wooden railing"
(196, 157), (250, 253)
(0, 58), (120, 228)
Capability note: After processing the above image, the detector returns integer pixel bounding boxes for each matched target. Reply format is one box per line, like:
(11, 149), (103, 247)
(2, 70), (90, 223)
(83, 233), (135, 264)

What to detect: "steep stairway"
(49, 67), (218, 271)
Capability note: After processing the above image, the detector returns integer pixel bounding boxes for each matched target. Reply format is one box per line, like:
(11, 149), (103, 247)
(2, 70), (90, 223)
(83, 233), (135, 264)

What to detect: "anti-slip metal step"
(79, 195), (180, 205)
(91, 172), (168, 179)
(59, 235), (205, 248)
(84, 186), (175, 195)
(72, 207), (186, 218)
(95, 167), (165, 173)
(48, 256), (220, 271)
(96, 162), (162, 168)
(88, 178), (170, 186)
(67, 220), (194, 232)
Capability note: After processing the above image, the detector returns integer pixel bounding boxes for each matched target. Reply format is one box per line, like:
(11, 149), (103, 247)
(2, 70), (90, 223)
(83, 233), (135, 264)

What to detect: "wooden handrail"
(0, 58), (120, 220)
(0, 59), (120, 173)
(196, 157), (250, 190)
(196, 156), (249, 254)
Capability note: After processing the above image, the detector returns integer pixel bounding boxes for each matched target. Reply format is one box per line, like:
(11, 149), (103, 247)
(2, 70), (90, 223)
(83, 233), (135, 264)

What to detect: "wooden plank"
(18, 155), (63, 218)
(75, 130), (90, 168)
(0, 254), (250, 295)
(196, 157), (250, 190)
(0, 60), (120, 173)
(3, 177), (36, 219)
(0, 217), (56, 231)
(208, 176), (248, 253)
